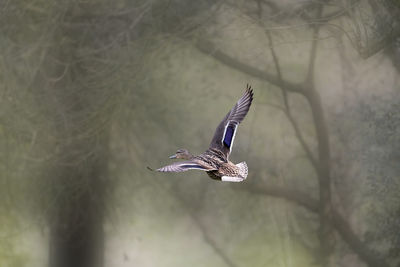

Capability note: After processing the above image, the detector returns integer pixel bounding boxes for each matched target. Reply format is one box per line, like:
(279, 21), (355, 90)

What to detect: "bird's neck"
(184, 152), (194, 160)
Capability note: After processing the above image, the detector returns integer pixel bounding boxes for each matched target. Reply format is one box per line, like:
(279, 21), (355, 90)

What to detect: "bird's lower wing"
(156, 161), (209, 173)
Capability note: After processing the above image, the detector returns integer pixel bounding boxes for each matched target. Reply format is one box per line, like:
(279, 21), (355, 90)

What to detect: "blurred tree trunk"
(33, 5), (115, 267)
(27, 0), (203, 265)
(48, 136), (108, 267)
(40, 41), (109, 267)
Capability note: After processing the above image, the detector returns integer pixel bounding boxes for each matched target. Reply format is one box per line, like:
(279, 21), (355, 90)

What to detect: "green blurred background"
(1, 1), (399, 267)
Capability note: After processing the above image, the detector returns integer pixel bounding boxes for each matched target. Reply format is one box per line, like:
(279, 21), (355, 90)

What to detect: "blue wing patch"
(223, 125), (235, 148)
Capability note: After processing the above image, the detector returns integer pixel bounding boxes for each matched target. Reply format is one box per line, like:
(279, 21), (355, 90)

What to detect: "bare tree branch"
(264, 30), (319, 171)
(299, 6), (349, 24)
(194, 39), (306, 95)
(241, 184), (318, 212)
(305, 4), (324, 84)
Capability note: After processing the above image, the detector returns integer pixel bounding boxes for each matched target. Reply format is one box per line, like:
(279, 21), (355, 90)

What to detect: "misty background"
(1, 0), (399, 267)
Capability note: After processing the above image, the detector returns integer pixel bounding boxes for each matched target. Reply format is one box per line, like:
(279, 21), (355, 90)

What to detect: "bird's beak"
(169, 154), (177, 159)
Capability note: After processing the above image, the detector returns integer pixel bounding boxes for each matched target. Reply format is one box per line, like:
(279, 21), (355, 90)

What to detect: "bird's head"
(169, 149), (192, 160)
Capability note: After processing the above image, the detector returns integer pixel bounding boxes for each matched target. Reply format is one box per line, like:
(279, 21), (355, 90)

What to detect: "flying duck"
(154, 85), (254, 182)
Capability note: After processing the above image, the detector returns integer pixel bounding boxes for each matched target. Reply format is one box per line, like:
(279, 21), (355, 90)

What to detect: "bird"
(153, 84), (254, 182)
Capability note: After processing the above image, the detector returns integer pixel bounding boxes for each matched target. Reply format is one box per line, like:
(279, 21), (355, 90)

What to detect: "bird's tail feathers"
(236, 161), (248, 179)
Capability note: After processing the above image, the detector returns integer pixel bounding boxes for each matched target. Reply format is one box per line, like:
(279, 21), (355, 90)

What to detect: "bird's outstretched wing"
(209, 85), (254, 157)
(156, 161), (209, 172)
